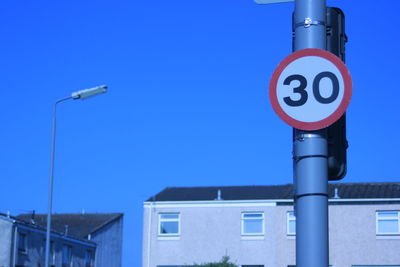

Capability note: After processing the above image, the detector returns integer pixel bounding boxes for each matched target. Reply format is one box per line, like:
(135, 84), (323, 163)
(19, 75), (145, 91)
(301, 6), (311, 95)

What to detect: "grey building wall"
(15, 225), (96, 267)
(0, 218), (13, 267)
(91, 215), (123, 267)
(0, 215), (96, 267)
(142, 200), (400, 267)
(329, 204), (400, 267)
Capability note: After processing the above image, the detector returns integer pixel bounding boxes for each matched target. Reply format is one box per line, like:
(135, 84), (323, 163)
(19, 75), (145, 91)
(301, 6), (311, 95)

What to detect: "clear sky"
(1, 0), (399, 266)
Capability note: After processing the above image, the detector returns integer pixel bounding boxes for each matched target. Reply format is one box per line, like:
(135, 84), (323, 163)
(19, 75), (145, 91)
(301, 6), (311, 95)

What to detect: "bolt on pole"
(293, 1), (329, 267)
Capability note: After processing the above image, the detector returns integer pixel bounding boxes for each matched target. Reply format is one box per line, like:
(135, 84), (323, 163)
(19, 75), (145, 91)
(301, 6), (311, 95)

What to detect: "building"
(0, 212), (123, 267)
(142, 182), (400, 267)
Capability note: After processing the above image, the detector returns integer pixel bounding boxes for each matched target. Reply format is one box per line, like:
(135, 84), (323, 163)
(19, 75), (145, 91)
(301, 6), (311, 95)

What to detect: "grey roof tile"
(16, 213), (123, 239)
(148, 182), (400, 201)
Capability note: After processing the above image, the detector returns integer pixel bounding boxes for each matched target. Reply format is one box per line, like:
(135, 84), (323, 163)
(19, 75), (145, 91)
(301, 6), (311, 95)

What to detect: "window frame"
(62, 244), (72, 267)
(18, 232), (27, 254)
(158, 213), (180, 236)
(287, 211), (296, 236)
(85, 250), (95, 267)
(42, 239), (56, 266)
(241, 212), (265, 236)
(376, 210), (400, 235)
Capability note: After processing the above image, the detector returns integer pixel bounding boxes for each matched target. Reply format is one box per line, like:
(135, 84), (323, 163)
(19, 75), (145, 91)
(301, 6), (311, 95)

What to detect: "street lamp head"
(71, 85), (107, 100)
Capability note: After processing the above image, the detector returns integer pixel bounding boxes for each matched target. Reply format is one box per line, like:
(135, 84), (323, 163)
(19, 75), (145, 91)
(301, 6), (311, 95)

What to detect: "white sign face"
(269, 49), (352, 130)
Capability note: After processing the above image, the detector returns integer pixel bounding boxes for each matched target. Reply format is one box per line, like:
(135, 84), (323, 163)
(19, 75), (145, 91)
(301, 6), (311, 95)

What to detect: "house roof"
(147, 182), (400, 201)
(16, 213), (123, 239)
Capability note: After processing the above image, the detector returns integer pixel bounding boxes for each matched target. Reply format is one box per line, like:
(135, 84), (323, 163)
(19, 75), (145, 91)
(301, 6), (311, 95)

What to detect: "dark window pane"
(160, 221), (178, 234)
(62, 245), (71, 266)
(18, 233), (26, 252)
(85, 250), (94, 267)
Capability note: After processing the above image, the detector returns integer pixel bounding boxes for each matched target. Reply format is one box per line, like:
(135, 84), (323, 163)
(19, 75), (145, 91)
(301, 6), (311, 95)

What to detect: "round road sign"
(269, 48), (352, 130)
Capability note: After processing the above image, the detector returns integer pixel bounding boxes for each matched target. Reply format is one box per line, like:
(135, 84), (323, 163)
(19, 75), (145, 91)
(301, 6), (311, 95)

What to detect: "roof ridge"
(330, 182), (400, 185)
(1, 214), (96, 244)
(15, 212), (124, 239)
(150, 182), (400, 202)
(164, 184), (293, 189)
(18, 212), (124, 216)
(164, 182), (400, 189)
(85, 213), (123, 236)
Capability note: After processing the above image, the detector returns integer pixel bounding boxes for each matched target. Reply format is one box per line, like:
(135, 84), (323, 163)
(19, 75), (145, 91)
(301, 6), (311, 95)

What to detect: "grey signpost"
(293, 1), (329, 267)
(259, 0), (334, 266)
(258, 0), (352, 265)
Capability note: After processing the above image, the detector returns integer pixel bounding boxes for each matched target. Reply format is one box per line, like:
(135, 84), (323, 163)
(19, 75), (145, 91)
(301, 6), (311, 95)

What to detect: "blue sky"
(1, 0), (399, 266)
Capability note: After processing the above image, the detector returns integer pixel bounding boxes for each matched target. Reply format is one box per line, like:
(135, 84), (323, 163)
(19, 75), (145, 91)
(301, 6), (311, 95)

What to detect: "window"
(85, 250), (94, 267)
(18, 232), (27, 253)
(287, 211), (296, 235)
(159, 213), (180, 236)
(50, 241), (55, 267)
(376, 211), (400, 235)
(62, 245), (72, 267)
(42, 240), (55, 266)
(241, 212), (264, 236)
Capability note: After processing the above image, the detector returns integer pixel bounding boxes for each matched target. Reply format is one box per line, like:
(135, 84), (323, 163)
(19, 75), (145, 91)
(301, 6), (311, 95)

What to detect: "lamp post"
(45, 85), (107, 267)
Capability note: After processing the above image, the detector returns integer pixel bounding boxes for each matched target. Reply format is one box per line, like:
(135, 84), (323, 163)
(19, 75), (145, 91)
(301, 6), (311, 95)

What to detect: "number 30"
(283, 71), (339, 107)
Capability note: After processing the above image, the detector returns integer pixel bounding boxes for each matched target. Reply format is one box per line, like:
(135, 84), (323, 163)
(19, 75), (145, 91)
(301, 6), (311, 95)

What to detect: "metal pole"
(45, 96), (72, 267)
(293, 1), (329, 267)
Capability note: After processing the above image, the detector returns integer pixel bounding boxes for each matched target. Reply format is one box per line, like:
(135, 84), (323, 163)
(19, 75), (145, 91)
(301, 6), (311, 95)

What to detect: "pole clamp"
(294, 193), (329, 200)
(295, 17), (326, 28)
(293, 154), (328, 163)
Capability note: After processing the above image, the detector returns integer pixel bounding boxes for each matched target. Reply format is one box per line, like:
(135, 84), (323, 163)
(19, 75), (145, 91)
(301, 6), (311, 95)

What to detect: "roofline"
(157, 182), (400, 190)
(16, 224), (96, 247)
(88, 213), (124, 236)
(144, 198), (400, 208)
(0, 214), (15, 223)
(2, 213), (124, 242)
(147, 182), (400, 202)
(0, 215), (96, 247)
(145, 199), (278, 208)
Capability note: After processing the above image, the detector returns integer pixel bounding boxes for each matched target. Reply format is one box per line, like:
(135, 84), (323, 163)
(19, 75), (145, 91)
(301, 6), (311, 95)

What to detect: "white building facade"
(142, 183), (400, 267)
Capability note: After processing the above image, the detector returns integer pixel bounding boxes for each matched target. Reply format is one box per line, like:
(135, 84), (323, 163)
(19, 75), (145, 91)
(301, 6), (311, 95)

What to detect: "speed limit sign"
(269, 48), (352, 130)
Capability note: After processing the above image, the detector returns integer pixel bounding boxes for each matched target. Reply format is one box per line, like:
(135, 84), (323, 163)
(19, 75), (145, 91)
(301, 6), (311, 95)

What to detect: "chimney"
(30, 210), (36, 225)
(333, 187), (340, 199)
(215, 189), (223, 201)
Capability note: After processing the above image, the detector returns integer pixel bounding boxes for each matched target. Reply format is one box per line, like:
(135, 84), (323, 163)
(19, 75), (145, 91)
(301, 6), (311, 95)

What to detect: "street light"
(45, 85), (107, 267)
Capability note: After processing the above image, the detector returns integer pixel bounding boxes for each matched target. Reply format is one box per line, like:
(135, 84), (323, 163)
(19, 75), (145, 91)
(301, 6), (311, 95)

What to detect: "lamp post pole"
(45, 96), (72, 267)
(45, 85), (107, 267)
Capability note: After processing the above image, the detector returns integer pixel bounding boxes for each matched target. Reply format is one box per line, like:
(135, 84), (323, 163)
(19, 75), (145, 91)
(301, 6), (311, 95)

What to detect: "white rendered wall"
(143, 201), (400, 267)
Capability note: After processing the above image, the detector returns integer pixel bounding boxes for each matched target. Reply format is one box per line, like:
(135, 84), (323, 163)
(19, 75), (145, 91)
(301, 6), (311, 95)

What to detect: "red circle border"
(269, 48), (352, 131)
